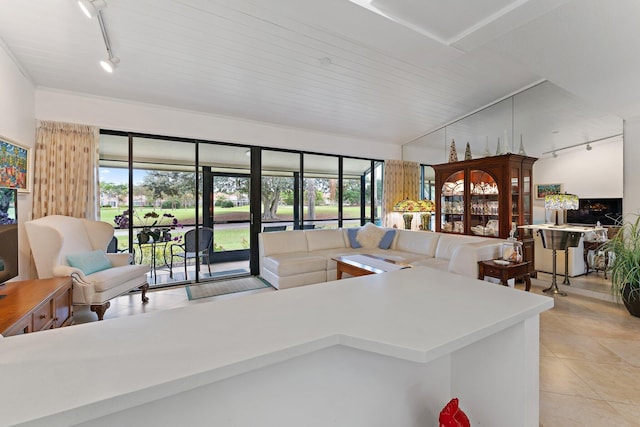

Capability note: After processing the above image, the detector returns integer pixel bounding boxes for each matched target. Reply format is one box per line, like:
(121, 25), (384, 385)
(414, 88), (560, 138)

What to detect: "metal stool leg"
(543, 249), (567, 296)
(562, 248), (571, 285)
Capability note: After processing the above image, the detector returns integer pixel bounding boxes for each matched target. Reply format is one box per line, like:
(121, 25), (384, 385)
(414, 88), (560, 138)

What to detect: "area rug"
(186, 276), (272, 301)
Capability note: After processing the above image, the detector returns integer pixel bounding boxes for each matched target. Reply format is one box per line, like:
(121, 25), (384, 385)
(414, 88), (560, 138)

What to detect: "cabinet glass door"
(441, 171), (465, 233)
(522, 167), (532, 238)
(511, 166), (520, 235)
(469, 170), (499, 236)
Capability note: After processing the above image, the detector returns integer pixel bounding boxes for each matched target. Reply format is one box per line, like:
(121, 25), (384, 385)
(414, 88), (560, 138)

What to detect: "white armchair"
(25, 215), (150, 320)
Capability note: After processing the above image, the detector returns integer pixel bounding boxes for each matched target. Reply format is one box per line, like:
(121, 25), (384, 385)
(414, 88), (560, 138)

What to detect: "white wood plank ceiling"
(0, 0), (638, 151)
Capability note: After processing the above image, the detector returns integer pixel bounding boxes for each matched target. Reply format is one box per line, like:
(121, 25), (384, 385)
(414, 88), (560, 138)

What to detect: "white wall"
(35, 89), (401, 161)
(623, 117), (640, 216)
(0, 43), (36, 280)
(531, 137), (623, 223)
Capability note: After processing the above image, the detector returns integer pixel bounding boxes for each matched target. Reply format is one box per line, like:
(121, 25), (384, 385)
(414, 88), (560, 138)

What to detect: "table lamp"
(544, 193), (579, 226)
(417, 199), (435, 231)
(393, 199), (417, 229)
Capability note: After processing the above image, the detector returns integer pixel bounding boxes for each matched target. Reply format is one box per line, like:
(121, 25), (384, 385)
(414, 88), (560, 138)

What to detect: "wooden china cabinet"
(433, 153), (538, 276)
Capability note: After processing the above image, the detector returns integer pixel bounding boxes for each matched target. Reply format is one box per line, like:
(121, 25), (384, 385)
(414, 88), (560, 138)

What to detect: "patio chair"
(169, 227), (214, 279)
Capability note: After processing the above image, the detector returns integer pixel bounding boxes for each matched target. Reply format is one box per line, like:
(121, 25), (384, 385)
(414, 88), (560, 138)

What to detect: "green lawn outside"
(101, 205), (362, 224)
(104, 204), (364, 258)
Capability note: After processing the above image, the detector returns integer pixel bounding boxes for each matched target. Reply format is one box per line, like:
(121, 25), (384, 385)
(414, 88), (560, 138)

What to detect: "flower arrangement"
(114, 209), (182, 242)
(0, 211), (15, 225)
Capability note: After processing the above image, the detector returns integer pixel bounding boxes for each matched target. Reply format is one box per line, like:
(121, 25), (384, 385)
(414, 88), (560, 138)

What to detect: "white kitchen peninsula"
(0, 267), (552, 427)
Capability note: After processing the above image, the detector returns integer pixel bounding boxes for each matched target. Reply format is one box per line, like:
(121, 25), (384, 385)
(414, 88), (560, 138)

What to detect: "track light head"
(586, 144), (592, 151)
(100, 56), (119, 73)
(552, 151), (558, 158)
(78, 0), (107, 18)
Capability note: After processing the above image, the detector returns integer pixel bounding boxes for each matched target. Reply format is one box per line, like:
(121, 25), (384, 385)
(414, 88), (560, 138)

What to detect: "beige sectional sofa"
(258, 225), (505, 289)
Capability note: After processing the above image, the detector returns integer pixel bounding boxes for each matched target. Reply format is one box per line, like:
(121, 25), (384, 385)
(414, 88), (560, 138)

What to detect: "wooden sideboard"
(0, 277), (73, 336)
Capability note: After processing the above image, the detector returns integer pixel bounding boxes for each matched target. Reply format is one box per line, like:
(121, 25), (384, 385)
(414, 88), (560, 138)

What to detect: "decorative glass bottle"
(502, 228), (523, 263)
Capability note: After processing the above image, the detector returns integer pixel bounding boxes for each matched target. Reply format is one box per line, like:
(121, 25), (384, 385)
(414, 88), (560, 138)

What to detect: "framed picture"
(535, 183), (563, 199)
(0, 135), (30, 193)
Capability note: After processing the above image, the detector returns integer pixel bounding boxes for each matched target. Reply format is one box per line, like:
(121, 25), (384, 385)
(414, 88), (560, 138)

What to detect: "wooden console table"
(478, 259), (532, 291)
(0, 277), (73, 336)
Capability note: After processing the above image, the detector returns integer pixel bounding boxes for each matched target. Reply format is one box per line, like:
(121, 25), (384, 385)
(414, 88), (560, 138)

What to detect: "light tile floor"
(74, 270), (640, 426)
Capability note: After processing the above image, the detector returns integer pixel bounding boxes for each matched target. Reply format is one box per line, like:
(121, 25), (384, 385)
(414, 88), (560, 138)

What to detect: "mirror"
(402, 81), (622, 162)
(402, 81), (624, 295)
(445, 97), (513, 159)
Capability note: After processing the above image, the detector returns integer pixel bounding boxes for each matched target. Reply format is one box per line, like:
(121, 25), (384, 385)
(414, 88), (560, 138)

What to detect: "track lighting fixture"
(542, 133), (622, 157)
(100, 56), (119, 73)
(78, 0), (120, 73)
(78, 0), (106, 19)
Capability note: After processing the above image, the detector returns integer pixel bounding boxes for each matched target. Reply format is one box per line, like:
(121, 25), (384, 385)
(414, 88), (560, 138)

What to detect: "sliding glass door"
(99, 131), (384, 287)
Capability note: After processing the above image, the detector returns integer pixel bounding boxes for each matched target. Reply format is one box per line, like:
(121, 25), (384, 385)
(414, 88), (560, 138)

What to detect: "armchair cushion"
(66, 250), (112, 275)
(88, 264), (151, 293)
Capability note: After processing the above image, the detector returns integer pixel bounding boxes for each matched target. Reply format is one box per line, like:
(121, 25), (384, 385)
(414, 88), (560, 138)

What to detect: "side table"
(478, 260), (532, 292)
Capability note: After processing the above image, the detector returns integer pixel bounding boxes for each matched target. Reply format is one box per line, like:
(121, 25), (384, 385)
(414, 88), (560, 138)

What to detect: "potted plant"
(603, 215), (640, 317)
(114, 209), (182, 243)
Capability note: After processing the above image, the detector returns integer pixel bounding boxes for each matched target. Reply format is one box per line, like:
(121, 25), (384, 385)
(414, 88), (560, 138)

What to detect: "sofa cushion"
(306, 228), (347, 252)
(356, 223), (387, 248)
(260, 230), (308, 256)
(411, 257), (450, 272)
(67, 250), (112, 275)
(378, 230), (396, 249)
(347, 228), (362, 248)
(395, 229), (440, 257)
(310, 248), (361, 270)
(449, 241), (503, 277)
(435, 234), (491, 260)
(263, 253), (327, 277)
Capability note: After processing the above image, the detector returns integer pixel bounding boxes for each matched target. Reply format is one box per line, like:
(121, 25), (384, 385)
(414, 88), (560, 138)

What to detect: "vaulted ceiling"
(0, 0), (638, 152)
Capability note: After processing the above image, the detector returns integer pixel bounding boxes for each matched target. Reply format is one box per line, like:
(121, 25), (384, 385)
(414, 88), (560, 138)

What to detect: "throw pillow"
(67, 250), (112, 275)
(347, 227), (362, 248)
(356, 222), (387, 248)
(378, 229), (396, 249)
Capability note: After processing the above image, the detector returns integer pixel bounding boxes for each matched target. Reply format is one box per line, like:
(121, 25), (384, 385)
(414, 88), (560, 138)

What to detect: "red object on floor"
(439, 398), (470, 427)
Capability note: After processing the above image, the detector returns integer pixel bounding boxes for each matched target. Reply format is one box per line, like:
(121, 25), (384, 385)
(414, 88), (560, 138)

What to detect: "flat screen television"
(567, 198), (622, 226)
(0, 188), (18, 285)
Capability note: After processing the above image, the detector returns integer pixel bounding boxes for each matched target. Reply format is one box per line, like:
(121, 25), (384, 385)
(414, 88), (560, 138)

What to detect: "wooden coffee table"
(332, 254), (409, 279)
(478, 259), (532, 291)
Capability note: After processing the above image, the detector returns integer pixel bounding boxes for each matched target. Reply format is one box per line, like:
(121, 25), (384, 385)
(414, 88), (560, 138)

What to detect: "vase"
(402, 213), (413, 230)
(137, 231), (150, 244)
(622, 283), (640, 317)
(420, 213), (431, 231)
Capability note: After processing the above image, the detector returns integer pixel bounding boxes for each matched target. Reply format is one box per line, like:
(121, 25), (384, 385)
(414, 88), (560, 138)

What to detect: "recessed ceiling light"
(318, 57), (332, 66)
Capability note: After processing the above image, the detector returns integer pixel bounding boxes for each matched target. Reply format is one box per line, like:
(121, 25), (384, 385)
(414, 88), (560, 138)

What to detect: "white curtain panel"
(382, 160), (420, 228)
(32, 121), (99, 219)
